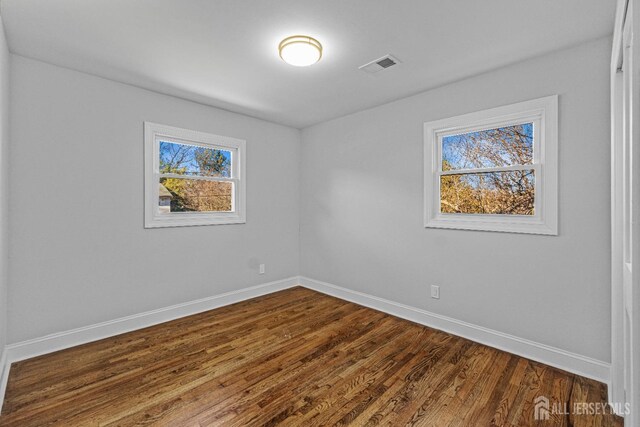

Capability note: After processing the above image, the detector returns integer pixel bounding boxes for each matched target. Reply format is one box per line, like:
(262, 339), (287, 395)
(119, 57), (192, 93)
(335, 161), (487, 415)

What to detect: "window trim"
(423, 95), (558, 235)
(144, 122), (246, 228)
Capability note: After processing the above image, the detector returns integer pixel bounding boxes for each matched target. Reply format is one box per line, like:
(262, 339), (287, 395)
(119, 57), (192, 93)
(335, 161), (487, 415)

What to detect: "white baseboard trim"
(4, 276), (298, 365)
(0, 348), (8, 413)
(299, 276), (610, 384)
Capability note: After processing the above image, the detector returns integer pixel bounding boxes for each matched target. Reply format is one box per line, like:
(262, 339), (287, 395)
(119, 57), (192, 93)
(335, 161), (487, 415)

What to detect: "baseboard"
(0, 348), (8, 413)
(4, 276), (298, 365)
(299, 276), (611, 384)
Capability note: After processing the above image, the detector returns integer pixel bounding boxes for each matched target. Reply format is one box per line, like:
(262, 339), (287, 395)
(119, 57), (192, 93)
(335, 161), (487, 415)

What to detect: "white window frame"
(144, 122), (246, 228)
(423, 95), (558, 235)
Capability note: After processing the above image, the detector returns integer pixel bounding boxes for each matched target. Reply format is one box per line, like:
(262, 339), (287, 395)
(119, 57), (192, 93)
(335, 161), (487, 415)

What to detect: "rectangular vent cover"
(359, 55), (400, 74)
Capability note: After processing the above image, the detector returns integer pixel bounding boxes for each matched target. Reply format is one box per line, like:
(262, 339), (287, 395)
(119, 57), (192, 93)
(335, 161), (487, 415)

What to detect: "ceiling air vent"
(359, 55), (400, 74)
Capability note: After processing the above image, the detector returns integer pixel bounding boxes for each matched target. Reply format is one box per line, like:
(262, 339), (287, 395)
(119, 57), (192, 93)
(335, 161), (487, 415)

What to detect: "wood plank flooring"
(0, 287), (624, 426)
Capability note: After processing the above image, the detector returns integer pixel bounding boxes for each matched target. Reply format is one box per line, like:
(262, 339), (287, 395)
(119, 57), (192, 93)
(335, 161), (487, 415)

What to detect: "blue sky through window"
(159, 140), (231, 177)
(442, 123), (533, 171)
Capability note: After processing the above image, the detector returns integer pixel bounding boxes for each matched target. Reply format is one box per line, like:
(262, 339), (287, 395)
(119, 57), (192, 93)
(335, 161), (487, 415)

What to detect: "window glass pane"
(440, 170), (535, 215)
(442, 123), (533, 171)
(159, 140), (232, 177)
(159, 178), (233, 213)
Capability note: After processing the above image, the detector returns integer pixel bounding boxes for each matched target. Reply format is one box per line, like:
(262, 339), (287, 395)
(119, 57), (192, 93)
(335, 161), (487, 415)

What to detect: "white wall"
(0, 19), (9, 353)
(300, 37), (612, 362)
(9, 56), (300, 343)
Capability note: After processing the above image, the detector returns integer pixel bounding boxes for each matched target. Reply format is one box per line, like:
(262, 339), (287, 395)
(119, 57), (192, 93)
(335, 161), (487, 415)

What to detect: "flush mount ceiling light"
(278, 35), (322, 67)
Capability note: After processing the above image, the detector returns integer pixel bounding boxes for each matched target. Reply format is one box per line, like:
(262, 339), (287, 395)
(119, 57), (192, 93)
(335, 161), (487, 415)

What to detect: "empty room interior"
(0, 0), (638, 426)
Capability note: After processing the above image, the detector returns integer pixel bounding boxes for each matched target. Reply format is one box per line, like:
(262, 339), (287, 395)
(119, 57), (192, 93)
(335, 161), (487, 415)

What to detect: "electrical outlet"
(259, 264), (265, 274)
(431, 285), (440, 299)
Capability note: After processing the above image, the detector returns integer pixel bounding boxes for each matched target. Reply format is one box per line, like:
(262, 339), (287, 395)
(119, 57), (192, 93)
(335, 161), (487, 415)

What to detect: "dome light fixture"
(278, 35), (322, 67)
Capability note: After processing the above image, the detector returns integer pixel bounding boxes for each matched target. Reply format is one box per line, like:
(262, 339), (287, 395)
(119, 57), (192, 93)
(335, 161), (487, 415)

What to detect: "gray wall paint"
(9, 56), (300, 342)
(300, 37), (612, 362)
(7, 37), (613, 365)
(0, 19), (9, 353)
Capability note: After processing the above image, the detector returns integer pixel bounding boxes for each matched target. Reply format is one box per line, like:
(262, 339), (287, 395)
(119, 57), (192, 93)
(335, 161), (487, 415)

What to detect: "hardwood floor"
(0, 287), (623, 426)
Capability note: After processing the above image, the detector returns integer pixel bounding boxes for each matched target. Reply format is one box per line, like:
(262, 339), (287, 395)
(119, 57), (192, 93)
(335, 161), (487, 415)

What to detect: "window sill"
(144, 213), (246, 228)
(424, 214), (557, 235)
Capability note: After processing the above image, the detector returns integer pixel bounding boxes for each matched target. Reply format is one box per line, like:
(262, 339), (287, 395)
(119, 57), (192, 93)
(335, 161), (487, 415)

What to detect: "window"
(144, 122), (246, 228)
(424, 96), (558, 235)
